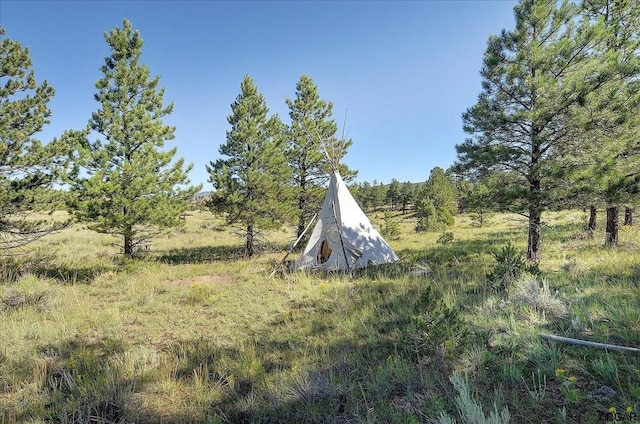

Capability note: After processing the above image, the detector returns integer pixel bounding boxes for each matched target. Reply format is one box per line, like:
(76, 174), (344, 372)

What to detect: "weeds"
(46, 348), (138, 423)
(522, 370), (547, 401)
(437, 372), (511, 424)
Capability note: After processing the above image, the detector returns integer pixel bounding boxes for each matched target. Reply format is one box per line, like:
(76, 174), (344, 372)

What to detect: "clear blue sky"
(1, 0), (517, 187)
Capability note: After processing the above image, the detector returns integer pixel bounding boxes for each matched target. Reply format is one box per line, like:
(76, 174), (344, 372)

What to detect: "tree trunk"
(624, 207), (633, 226)
(527, 130), (542, 262)
(124, 234), (133, 257)
(296, 208), (306, 239)
(123, 205), (133, 257)
(527, 105), (543, 262)
(527, 206), (542, 262)
(588, 205), (597, 233)
(605, 206), (619, 246)
(246, 224), (254, 257)
(296, 176), (307, 238)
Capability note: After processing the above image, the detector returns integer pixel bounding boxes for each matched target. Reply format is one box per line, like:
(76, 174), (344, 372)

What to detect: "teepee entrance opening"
(317, 239), (332, 264)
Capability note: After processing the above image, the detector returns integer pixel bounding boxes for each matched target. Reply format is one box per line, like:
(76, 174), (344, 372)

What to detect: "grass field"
(1, 209), (639, 423)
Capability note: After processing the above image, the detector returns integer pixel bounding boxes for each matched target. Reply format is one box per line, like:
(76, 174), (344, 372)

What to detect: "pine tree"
(286, 75), (356, 238)
(414, 167), (457, 232)
(208, 75), (292, 256)
(585, 0), (640, 245)
(552, 0), (640, 245)
(286, 75), (337, 238)
(386, 178), (401, 210)
(454, 0), (623, 261)
(0, 27), (73, 253)
(399, 181), (414, 214)
(463, 180), (495, 227)
(71, 20), (199, 257)
(371, 180), (386, 211)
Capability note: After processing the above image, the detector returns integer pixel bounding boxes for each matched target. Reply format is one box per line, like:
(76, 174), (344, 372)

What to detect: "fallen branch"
(540, 333), (639, 354)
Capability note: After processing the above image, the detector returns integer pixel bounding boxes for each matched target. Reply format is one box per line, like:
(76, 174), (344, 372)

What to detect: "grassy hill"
(1, 210), (638, 423)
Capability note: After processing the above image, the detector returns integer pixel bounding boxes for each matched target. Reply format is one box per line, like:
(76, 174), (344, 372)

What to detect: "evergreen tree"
(551, 0), (640, 245)
(349, 182), (364, 209)
(455, 178), (474, 213)
(415, 196), (437, 232)
(359, 181), (373, 211)
(465, 181), (494, 227)
(208, 75), (292, 256)
(399, 181), (414, 214)
(454, 0), (623, 261)
(286, 75), (344, 238)
(0, 27), (73, 253)
(71, 20), (199, 257)
(386, 178), (401, 210)
(414, 167), (457, 231)
(370, 180), (386, 211)
(584, 0), (640, 245)
(380, 210), (400, 240)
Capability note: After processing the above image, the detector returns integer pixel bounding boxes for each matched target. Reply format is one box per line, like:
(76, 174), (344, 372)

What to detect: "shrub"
(437, 371), (511, 424)
(509, 275), (567, 318)
(380, 211), (400, 240)
(487, 242), (538, 291)
(437, 231), (454, 245)
(407, 286), (468, 357)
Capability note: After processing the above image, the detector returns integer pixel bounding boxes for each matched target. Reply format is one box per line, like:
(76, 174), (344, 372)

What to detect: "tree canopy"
(0, 27), (73, 253)
(454, 0), (638, 260)
(286, 75), (341, 238)
(207, 75), (293, 256)
(70, 19), (199, 257)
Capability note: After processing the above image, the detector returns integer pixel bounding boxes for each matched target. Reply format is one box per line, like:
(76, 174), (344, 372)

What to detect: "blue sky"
(1, 0), (517, 187)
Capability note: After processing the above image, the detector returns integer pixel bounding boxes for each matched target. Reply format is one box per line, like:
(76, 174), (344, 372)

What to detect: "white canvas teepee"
(293, 170), (399, 271)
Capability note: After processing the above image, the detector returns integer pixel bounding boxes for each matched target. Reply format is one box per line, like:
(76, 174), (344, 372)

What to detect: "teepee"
(293, 169), (399, 271)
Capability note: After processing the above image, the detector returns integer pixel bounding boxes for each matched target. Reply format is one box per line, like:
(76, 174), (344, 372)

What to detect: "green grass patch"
(0, 209), (638, 423)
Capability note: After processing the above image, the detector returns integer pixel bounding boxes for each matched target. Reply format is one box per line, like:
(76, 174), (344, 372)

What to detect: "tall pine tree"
(582, 0), (640, 245)
(0, 27), (73, 253)
(286, 75), (355, 238)
(71, 20), (199, 257)
(550, 0), (640, 245)
(208, 75), (292, 256)
(455, 0), (620, 261)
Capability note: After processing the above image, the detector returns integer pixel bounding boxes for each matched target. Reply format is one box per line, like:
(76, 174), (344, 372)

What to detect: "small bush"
(183, 282), (216, 305)
(509, 275), (567, 318)
(487, 243), (538, 291)
(437, 371), (511, 424)
(408, 287), (468, 357)
(415, 216), (449, 233)
(437, 231), (454, 245)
